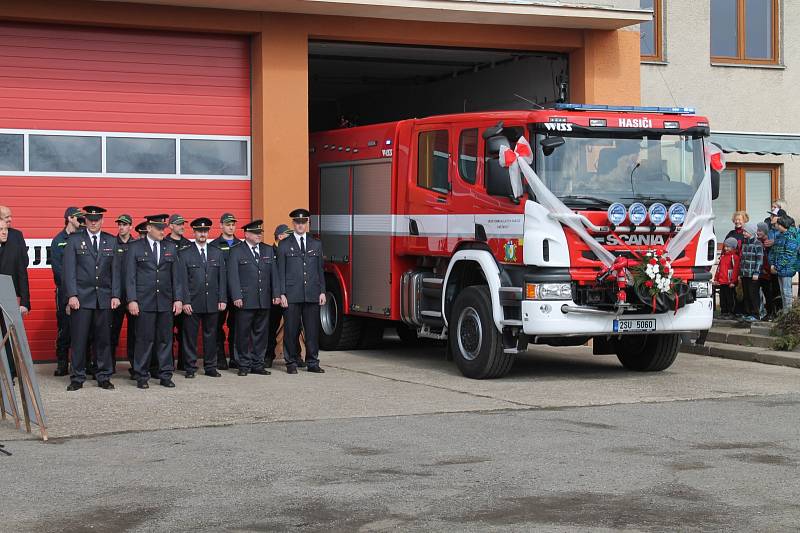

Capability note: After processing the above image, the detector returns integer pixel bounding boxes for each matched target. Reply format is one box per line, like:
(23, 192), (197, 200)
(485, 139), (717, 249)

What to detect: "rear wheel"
(449, 286), (514, 379)
(616, 333), (680, 371)
(319, 278), (362, 351)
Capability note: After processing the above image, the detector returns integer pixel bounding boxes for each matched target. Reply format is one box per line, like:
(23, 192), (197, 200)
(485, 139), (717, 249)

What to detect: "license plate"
(613, 318), (656, 333)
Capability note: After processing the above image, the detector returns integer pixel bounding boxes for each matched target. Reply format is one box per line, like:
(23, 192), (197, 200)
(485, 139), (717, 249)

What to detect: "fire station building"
(0, 0), (649, 359)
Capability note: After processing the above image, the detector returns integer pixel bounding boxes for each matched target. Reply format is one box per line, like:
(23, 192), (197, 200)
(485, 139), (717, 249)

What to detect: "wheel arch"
(442, 249), (504, 331)
(324, 265), (349, 314)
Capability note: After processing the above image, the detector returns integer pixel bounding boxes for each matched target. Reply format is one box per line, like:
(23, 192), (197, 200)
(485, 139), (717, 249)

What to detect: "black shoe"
(54, 365), (69, 377)
(286, 365), (298, 375)
(250, 368), (271, 375)
(307, 366), (325, 373)
(66, 381), (83, 391)
(185, 372), (196, 379)
(205, 370), (222, 378)
(237, 369), (249, 376)
(217, 359), (229, 370)
(229, 359), (240, 369)
(159, 379), (176, 388)
(297, 360), (307, 368)
(137, 380), (149, 389)
(265, 359), (273, 369)
(98, 380), (115, 390)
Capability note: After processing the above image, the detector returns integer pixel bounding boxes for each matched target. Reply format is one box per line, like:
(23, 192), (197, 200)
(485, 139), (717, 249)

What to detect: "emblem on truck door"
(503, 240), (517, 262)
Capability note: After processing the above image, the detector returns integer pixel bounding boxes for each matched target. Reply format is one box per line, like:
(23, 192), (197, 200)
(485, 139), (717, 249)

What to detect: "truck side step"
(421, 310), (442, 318)
(500, 319), (523, 327)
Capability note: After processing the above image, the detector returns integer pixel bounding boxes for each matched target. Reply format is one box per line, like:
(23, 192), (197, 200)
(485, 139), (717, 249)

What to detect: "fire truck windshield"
(533, 132), (706, 208)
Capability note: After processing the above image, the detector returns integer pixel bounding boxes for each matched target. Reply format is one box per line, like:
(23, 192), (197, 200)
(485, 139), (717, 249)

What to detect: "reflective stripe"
(314, 213), (524, 239)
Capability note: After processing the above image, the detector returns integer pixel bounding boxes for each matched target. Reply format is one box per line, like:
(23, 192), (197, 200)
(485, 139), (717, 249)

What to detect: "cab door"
(405, 126), (451, 256)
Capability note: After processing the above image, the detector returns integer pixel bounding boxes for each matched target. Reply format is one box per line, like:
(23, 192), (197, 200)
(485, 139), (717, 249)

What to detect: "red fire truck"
(309, 104), (718, 379)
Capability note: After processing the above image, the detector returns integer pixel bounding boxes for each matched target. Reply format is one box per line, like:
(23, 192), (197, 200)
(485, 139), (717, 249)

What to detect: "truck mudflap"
(521, 298), (714, 337)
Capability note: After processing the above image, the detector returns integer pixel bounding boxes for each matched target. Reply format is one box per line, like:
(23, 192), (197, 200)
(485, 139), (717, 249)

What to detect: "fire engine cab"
(309, 104), (719, 379)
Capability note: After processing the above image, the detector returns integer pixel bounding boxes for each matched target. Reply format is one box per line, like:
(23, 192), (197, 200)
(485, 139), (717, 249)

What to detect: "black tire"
(319, 277), (362, 351)
(616, 333), (680, 371)
(449, 286), (515, 379)
(395, 324), (422, 346)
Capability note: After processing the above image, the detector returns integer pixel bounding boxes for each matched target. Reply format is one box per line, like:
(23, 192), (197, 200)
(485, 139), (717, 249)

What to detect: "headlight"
(689, 281), (712, 298)
(525, 282), (572, 300)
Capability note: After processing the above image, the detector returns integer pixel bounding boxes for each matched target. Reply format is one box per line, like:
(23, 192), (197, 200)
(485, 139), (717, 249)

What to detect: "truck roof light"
(554, 103), (696, 115)
(664, 121), (680, 129)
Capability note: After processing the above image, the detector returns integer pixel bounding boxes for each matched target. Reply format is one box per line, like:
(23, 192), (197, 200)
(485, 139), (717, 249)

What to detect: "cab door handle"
(436, 197), (447, 203)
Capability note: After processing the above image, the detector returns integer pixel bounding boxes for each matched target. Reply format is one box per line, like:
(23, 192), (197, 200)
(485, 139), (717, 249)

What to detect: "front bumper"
(521, 298), (713, 336)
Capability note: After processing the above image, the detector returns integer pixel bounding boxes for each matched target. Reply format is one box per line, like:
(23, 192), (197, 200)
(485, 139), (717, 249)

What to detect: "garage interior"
(309, 41), (569, 132)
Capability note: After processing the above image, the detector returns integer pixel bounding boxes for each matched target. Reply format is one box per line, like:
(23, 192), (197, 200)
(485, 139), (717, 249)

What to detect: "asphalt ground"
(0, 339), (798, 531)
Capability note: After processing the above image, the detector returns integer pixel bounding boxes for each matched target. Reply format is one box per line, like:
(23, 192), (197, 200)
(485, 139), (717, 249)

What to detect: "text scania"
(544, 122), (573, 132)
(598, 234), (666, 246)
(617, 117), (653, 128)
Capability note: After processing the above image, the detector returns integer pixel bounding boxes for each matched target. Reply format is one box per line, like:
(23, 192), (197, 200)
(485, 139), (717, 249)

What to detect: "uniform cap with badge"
(191, 217), (213, 231)
(220, 212), (238, 224)
(145, 214), (169, 229)
(242, 220), (264, 234)
(274, 224), (290, 238)
(135, 221), (149, 235)
(169, 214), (185, 225)
(289, 208), (310, 222)
(115, 213), (133, 225)
(64, 206), (83, 218)
(82, 205), (107, 222)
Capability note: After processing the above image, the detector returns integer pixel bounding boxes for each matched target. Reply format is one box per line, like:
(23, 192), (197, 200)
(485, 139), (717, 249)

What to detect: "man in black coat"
(126, 214), (184, 389)
(227, 220), (279, 376)
(50, 207), (83, 376)
(278, 208), (326, 374)
(110, 214), (136, 377)
(62, 206), (121, 391)
(211, 213), (241, 369)
(168, 214), (192, 371)
(179, 217), (227, 378)
(0, 218), (30, 380)
(0, 205), (27, 266)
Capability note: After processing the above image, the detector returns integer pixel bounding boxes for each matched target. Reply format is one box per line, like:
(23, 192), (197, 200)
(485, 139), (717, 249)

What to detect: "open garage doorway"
(309, 41), (568, 132)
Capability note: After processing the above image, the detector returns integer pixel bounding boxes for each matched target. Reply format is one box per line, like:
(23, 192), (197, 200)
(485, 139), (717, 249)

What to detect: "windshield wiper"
(620, 195), (685, 204)
(559, 195), (614, 208)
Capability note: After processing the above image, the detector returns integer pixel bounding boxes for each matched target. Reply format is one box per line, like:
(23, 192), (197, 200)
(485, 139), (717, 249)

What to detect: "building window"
(0, 134), (23, 171)
(417, 130), (450, 193)
(640, 0), (663, 61)
(458, 129), (478, 185)
(712, 163), (779, 241)
(711, 0), (779, 64)
(29, 135), (102, 173)
(107, 137), (176, 174)
(180, 139), (247, 176)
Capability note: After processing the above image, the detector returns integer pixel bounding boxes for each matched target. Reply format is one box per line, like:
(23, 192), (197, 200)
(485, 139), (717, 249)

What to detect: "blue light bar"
(554, 103), (696, 115)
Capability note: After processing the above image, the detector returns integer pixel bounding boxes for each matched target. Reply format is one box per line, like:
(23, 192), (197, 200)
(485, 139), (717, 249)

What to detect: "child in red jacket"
(715, 237), (741, 318)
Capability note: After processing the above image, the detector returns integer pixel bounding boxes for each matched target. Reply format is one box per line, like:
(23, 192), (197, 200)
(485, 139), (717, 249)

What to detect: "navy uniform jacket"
(227, 242), (279, 309)
(125, 238), (185, 313)
(62, 231), (121, 310)
(179, 243), (227, 314)
(169, 234), (193, 252)
(113, 235), (134, 302)
(277, 234), (326, 303)
(50, 228), (70, 287)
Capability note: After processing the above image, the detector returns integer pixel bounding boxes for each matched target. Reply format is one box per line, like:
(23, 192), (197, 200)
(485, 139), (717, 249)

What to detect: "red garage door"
(0, 23), (251, 361)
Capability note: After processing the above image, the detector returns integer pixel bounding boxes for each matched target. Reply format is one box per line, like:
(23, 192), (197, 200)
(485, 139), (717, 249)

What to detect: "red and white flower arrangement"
(632, 249), (680, 298)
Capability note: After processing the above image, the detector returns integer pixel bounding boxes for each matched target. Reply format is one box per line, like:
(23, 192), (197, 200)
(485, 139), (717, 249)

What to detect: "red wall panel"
(0, 23), (252, 360)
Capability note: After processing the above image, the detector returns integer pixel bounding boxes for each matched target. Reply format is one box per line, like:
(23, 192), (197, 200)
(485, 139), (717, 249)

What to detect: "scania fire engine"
(309, 104), (719, 379)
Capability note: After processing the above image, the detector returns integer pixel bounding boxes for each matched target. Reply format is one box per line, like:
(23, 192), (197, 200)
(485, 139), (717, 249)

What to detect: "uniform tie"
(200, 247), (206, 263)
(92, 235), (98, 253)
(252, 246), (260, 260)
(153, 241), (159, 264)
(300, 236), (306, 255)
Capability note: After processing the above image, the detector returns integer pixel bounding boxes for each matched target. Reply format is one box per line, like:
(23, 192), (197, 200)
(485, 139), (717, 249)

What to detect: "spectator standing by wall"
(769, 214), (798, 311)
(715, 237), (740, 319)
(739, 222), (764, 322)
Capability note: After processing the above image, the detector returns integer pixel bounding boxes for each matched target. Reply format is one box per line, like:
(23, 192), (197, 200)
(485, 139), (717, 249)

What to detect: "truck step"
(681, 341), (800, 369)
(500, 319), (523, 327)
(706, 327), (774, 349)
(421, 310), (442, 318)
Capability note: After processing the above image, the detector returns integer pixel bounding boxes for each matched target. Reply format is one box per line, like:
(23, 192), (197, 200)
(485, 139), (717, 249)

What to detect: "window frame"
(711, 0), (780, 65)
(416, 129), (451, 193)
(457, 128), (479, 185)
(640, 0), (664, 62)
(722, 163), (780, 211)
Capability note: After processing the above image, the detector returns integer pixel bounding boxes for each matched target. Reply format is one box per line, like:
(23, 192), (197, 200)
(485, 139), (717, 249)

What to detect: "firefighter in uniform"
(266, 224), (297, 368)
(50, 206), (83, 376)
(126, 214), (184, 389)
(211, 213), (241, 369)
(278, 208), (326, 374)
(168, 214), (192, 370)
(179, 217), (227, 378)
(63, 206), (121, 391)
(133, 220), (159, 378)
(227, 220), (279, 376)
(110, 213), (135, 376)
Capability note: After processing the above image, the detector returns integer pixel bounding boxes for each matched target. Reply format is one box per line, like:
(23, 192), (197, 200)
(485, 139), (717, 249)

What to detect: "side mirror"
(486, 158), (515, 198)
(710, 169), (720, 200)
(540, 136), (565, 156)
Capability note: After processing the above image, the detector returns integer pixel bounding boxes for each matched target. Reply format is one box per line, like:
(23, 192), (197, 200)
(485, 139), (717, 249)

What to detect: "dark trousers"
(770, 277), (783, 313)
(55, 287), (70, 367)
(216, 305), (236, 362)
(182, 311), (219, 372)
(266, 303), (283, 362)
(759, 278), (778, 317)
(284, 302), (320, 369)
(235, 308), (269, 371)
(718, 285), (736, 315)
(70, 307), (113, 383)
(111, 305), (136, 368)
(134, 310), (174, 381)
(741, 277), (761, 317)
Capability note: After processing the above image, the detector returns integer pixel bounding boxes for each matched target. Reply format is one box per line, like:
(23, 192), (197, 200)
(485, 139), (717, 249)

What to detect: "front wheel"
(449, 286), (514, 379)
(615, 333), (680, 371)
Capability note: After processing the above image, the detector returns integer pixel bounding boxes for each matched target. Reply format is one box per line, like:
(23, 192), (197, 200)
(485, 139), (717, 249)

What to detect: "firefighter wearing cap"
(211, 212), (241, 369)
(111, 213), (135, 376)
(126, 214), (185, 389)
(50, 207), (83, 376)
(227, 219), (279, 376)
(266, 224), (295, 367)
(63, 206), (122, 391)
(179, 217), (227, 378)
(168, 214), (192, 370)
(278, 208), (326, 374)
